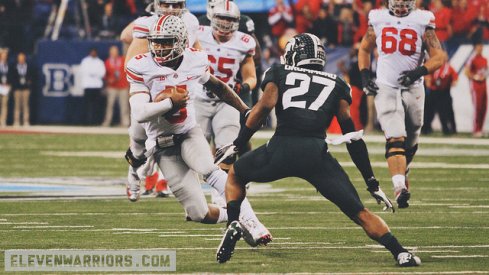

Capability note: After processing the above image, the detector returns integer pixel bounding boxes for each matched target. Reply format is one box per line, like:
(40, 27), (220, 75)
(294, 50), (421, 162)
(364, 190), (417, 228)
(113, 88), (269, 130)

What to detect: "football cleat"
(240, 218), (273, 247)
(397, 252), (421, 267)
(396, 188), (411, 208)
(127, 167), (141, 202)
(155, 179), (170, 198)
(216, 221), (242, 263)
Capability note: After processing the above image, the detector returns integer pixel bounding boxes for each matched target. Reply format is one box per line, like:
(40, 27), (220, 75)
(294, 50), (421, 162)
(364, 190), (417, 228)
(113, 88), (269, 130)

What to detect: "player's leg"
(212, 102), (240, 172)
(157, 147), (225, 224)
(181, 126), (271, 245)
(306, 153), (420, 267)
(125, 119), (148, 201)
(375, 83), (409, 208)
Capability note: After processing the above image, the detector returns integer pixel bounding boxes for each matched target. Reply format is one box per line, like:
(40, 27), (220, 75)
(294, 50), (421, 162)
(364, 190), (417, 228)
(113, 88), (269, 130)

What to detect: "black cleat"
(216, 221), (242, 263)
(397, 252), (421, 267)
(396, 189), (411, 208)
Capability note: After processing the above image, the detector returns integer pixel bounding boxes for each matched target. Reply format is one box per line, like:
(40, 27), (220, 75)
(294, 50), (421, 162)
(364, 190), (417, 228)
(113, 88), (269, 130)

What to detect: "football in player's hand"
(153, 86), (185, 102)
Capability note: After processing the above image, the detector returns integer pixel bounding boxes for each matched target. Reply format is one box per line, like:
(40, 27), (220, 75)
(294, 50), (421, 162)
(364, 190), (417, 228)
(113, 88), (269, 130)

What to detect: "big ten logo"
(42, 64), (83, 97)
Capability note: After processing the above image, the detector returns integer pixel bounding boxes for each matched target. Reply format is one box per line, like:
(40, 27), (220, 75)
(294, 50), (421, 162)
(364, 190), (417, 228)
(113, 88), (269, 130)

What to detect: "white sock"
(392, 174), (406, 193)
(205, 169), (227, 197)
(206, 169), (261, 224)
(217, 206), (228, 223)
(239, 198), (260, 224)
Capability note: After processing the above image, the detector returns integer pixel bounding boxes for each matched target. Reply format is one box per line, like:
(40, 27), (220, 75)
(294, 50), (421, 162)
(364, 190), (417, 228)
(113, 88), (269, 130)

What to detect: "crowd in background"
(0, 0), (488, 135)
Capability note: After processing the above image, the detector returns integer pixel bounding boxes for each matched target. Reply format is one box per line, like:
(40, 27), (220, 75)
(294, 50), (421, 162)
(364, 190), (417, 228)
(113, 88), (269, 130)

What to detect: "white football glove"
(366, 177), (395, 212)
(370, 187), (395, 212)
(325, 130), (364, 145)
(214, 143), (238, 165)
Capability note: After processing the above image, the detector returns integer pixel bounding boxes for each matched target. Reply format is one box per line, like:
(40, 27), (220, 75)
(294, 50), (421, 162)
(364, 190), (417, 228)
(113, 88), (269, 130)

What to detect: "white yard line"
(431, 255), (489, 258)
(0, 222), (48, 225)
(12, 225), (94, 229)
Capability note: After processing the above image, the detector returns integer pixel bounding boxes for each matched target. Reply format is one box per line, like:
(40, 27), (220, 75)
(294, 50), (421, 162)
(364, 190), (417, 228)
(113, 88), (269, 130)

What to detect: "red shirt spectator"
(295, 0), (322, 33)
(431, 0), (452, 42)
(451, 0), (478, 36)
(105, 52), (128, 89)
(268, 0), (294, 38)
(429, 63), (458, 91)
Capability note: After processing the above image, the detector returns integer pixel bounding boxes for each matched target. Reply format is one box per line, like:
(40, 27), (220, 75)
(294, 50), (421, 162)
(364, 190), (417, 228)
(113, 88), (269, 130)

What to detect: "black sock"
(378, 232), (408, 259)
(226, 200), (242, 226)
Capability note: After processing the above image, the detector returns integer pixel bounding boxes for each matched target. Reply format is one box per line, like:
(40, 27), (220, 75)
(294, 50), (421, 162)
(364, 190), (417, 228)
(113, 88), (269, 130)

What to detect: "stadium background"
(0, 0), (488, 131)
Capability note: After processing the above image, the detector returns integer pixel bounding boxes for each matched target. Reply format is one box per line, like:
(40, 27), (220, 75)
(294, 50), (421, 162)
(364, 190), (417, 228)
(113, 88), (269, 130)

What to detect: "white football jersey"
(126, 48), (211, 149)
(132, 12), (199, 47)
(369, 9), (435, 88)
(195, 25), (255, 101)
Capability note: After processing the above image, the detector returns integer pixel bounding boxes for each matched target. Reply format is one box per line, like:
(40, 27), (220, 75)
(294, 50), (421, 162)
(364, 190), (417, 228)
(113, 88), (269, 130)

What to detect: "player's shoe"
(240, 218), (273, 247)
(396, 188), (411, 208)
(397, 252), (421, 267)
(216, 221), (242, 263)
(155, 179), (170, 198)
(127, 167), (141, 202)
(142, 189), (153, 195)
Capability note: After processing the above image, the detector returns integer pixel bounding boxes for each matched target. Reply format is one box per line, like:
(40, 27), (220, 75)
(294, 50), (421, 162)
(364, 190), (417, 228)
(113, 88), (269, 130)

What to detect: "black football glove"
(240, 108), (251, 127)
(397, 66), (428, 87)
(360, 69), (379, 96)
(233, 81), (251, 95)
(366, 177), (395, 212)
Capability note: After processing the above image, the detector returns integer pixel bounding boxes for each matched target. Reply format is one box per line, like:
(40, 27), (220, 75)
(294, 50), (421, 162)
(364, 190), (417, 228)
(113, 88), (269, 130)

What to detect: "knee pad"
(385, 139), (406, 159)
(185, 205), (209, 222)
(124, 147), (147, 168)
(406, 144), (418, 165)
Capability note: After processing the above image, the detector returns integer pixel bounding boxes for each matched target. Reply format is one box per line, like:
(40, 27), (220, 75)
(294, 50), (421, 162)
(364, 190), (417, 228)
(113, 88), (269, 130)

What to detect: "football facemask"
(388, 0), (415, 17)
(154, 0), (186, 17)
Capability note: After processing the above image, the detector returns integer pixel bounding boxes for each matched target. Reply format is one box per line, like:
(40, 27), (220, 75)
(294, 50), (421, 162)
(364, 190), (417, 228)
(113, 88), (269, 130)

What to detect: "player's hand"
(366, 177), (395, 212)
(360, 69), (378, 96)
(215, 143), (238, 165)
(169, 89), (189, 110)
(233, 81), (251, 95)
(397, 66), (428, 87)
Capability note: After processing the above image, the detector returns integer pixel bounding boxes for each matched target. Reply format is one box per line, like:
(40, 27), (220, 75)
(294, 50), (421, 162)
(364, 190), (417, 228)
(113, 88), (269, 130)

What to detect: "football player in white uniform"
(126, 15), (272, 245)
(195, 1), (256, 171)
(121, 0), (202, 198)
(358, 0), (446, 208)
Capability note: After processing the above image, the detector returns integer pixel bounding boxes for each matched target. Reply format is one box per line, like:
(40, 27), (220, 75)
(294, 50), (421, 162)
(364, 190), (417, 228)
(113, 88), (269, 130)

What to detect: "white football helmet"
(388, 0), (416, 17)
(282, 33), (326, 70)
(148, 15), (188, 66)
(154, 0), (186, 17)
(211, 0), (240, 37)
(206, 0), (224, 20)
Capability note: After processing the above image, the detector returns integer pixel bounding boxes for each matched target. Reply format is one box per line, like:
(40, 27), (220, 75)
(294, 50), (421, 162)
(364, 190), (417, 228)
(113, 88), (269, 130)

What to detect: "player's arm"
(398, 28), (447, 86)
(336, 99), (394, 211)
(233, 81), (278, 150)
(422, 28), (447, 73)
(250, 33), (262, 69)
(238, 55), (257, 93)
(203, 74), (249, 113)
(358, 26), (378, 95)
(125, 39), (148, 66)
(120, 22), (134, 44)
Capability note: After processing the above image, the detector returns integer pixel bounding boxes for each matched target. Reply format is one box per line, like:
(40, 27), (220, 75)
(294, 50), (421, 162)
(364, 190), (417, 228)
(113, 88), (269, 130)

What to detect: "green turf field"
(0, 131), (488, 274)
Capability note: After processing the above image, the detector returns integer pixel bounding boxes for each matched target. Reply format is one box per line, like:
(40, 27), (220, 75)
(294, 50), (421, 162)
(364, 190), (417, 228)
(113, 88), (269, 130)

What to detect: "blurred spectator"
(423, 62), (458, 135)
(353, 0), (373, 43)
(311, 4), (338, 47)
(268, 0), (294, 38)
(337, 7), (356, 47)
(465, 42), (488, 137)
(12, 52), (32, 127)
(97, 2), (120, 39)
(88, 0), (106, 33)
(294, 0), (322, 33)
(102, 45), (129, 127)
(0, 48), (11, 127)
(261, 47), (279, 72)
(80, 48), (106, 125)
(431, 0), (452, 49)
(451, 0), (477, 38)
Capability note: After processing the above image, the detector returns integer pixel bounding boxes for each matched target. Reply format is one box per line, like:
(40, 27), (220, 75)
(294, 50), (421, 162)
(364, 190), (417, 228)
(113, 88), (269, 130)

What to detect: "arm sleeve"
(129, 93), (173, 123)
(338, 117), (374, 182)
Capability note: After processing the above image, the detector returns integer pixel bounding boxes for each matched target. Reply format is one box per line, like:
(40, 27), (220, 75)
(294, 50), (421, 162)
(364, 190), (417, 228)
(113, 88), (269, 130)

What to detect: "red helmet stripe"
(225, 0), (229, 11)
(155, 14), (169, 32)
